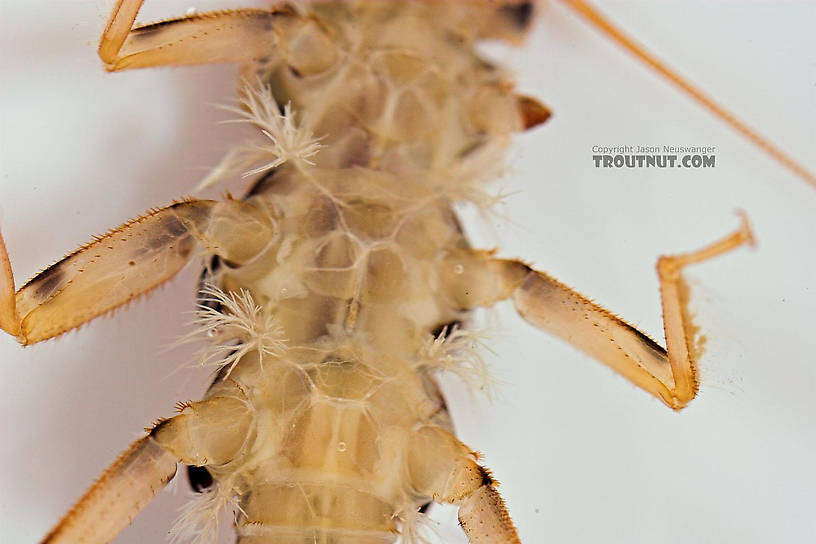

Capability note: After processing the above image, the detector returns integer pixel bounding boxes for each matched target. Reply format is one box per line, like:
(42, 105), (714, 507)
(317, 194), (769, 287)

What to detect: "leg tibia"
(655, 213), (755, 404)
(513, 216), (754, 409)
(98, 0), (145, 64)
(0, 228), (18, 336)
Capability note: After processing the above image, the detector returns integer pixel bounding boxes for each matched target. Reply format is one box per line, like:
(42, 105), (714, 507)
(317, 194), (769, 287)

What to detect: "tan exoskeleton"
(2, 1), (794, 542)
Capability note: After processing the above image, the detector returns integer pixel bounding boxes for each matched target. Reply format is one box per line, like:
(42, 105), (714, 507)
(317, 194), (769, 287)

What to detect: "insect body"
(1, 2), (815, 543)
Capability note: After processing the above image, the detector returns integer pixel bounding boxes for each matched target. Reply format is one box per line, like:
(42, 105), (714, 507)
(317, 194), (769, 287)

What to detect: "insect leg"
(0, 228), (18, 337)
(406, 426), (520, 544)
(98, 0), (297, 72)
(514, 216), (754, 409)
(440, 215), (754, 409)
(44, 393), (251, 544)
(151, 395), (253, 468)
(42, 434), (178, 544)
(0, 198), (275, 345)
(459, 485), (520, 544)
(0, 200), (211, 344)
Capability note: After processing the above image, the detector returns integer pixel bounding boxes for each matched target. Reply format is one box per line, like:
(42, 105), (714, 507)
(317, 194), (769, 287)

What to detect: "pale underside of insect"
(0, 1), (812, 544)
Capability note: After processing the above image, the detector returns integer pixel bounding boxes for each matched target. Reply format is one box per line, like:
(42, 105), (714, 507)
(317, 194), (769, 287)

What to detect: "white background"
(1, 1), (815, 543)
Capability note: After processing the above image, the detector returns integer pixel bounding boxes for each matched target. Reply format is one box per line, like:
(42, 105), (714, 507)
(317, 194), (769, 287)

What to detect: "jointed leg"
(518, 216), (753, 409)
(98, 0), (145, 65)
(44, 393), (251, 544)
(0, 200), (210, 344)
(0, 229), (17, 337)
(653, 214), (756, 406)
(441, 216), (754, 409)
(43, 435), (179, 544)
(407, 426), (520, 543)
(0, 198), (275, 345)
(98, 0), (293, 71)
(459, 486), (520, 544)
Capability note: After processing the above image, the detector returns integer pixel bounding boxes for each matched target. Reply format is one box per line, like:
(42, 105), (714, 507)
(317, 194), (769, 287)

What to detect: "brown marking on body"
(517, 95), (551, 130)
(25, 261), (67, 302)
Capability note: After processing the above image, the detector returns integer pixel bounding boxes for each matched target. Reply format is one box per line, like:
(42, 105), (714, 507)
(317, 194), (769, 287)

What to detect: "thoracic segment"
(170, 1), (535, 542)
